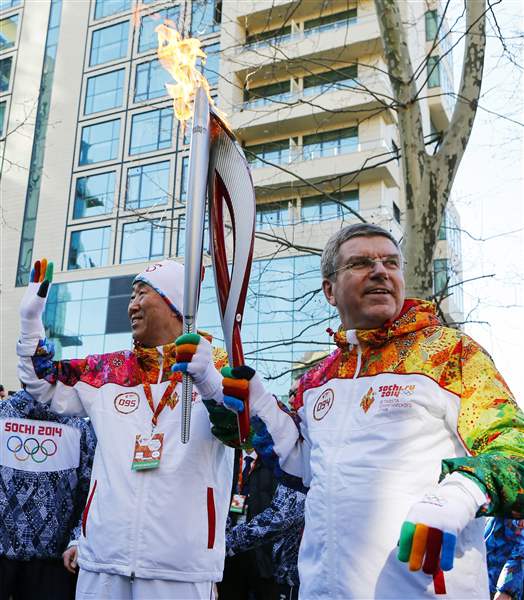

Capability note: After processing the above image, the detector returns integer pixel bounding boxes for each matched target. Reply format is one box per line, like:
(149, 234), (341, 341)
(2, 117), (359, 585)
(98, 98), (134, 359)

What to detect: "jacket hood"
(334, 298), (442, 348)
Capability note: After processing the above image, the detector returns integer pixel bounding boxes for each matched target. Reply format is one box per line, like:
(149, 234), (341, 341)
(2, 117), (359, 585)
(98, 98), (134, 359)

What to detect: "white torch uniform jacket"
(250, 299), (524, 599)
(17, 335), (234, 583)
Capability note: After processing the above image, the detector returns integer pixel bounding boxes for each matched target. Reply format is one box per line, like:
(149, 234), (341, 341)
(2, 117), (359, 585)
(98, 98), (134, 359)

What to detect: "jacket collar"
(333, 299), (441, 349)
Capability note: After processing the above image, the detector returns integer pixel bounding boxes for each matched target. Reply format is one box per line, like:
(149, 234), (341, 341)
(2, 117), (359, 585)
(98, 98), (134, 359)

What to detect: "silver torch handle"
(181, 86), (210, 444)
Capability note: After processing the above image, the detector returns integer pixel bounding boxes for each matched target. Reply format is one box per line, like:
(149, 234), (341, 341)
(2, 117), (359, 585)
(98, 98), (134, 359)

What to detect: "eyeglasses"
(328, 255), (403, 278)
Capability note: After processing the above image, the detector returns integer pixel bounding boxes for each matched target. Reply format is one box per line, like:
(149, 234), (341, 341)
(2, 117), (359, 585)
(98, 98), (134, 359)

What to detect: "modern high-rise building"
(0, 0), (462, 398)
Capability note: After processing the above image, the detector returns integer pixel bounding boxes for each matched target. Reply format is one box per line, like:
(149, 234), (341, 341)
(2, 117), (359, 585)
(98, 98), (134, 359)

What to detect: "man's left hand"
(62, 545), (78, 574)
(397, 473), (486, 574)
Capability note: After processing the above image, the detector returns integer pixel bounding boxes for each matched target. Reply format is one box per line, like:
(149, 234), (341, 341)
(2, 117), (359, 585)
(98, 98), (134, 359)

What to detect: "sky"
(451, 1), (523, 401)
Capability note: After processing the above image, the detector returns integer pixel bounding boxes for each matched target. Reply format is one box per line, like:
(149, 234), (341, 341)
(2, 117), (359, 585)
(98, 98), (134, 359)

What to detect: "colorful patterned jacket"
(485, 518), (524, 599)
(226, 482), (305, 586)
(0, 390), (95, 560)
(249, 299), (524, 599)
(17, 338), (235, 582)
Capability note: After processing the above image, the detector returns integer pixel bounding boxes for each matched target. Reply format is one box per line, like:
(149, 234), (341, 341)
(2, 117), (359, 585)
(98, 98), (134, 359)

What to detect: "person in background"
(226, 480), (306, 600)
(218, 448), (279, 599)
(0, 385), (7, 400)
(485, 518), (524, 600)
(0, 388), (95, 600)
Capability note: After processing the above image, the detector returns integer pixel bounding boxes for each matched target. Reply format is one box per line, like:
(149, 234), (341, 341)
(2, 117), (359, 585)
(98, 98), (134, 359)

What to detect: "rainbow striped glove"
(398, 473), (486, 574)
(221, 365), (258, 413)
(20, 258), (54, 338)
(171, 333), (222, 400)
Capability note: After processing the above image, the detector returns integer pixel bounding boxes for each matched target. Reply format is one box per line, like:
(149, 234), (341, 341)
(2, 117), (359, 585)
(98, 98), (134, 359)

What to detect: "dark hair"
(321, 223), (401, 280)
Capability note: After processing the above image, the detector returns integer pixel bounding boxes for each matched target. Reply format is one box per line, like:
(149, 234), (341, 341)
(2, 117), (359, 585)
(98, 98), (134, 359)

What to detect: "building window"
(129, 107), (173, 155)
(201, 42), (220, 87)
(174, 212), (185, 256)
(121, 220), (165, 263)
(73, 171), (115, 218)
(245, 25), (291, 49)
(179, 156), (188, 201)
(438, 213), (447, 240)
(433, 258), (449, 294)
(0, 14), (19, 52)
(138, 7), (179, 54)
(1, 0), (21, 9)
(246, 139), (290, 168)
(256, 201), (291, 230)
(425, 10), (439, 41)
(79, 119), (120, 165)
(68, 227), (111, 270)
(191, 0), (221, 36)
(0, 101), (6, 137)
(301, 191), (359, 222)
(304, 8), (357, 35)
(244, 80), (290, 107)
(126, 161), (170, 209)
(134, 59), (170, 102)
(303, 127), (358, 160)
(85, 69), (125, 115)
(393, 201), (401, 224)
(0, 56), (13, 93)
(427, 56), (441, 88)
(94, 0), (132, 20)
(303, 65), (358, 96)
(90, 21), (129, 66)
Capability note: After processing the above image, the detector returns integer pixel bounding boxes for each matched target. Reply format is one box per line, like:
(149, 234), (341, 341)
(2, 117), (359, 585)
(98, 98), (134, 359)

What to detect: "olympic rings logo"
(6, 435), (57, 463)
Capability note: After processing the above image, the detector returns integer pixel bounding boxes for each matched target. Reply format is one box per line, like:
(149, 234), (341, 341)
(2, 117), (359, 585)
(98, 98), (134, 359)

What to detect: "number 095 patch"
(114, 392), (140, 414)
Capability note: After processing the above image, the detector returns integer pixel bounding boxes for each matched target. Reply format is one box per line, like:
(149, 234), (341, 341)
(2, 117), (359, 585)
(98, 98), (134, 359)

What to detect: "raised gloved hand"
(20, 259), (54, 338)
(398, 473), (486, 574)
(171, 333), (222, 401)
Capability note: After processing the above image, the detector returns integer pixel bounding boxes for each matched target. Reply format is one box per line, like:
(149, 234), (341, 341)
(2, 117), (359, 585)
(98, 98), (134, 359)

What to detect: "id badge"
(132, 432), (164, 471)
(230, 494), (246, 514)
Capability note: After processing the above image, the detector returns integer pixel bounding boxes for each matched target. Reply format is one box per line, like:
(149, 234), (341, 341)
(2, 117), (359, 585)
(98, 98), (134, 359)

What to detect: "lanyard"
(142, 379), (176, 429)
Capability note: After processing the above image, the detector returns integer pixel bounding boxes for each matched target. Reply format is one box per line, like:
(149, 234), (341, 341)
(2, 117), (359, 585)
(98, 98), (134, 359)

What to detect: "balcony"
(230, 71), (394, 141)
(249, 138), (400, 196)
(227, 13), (381, 77)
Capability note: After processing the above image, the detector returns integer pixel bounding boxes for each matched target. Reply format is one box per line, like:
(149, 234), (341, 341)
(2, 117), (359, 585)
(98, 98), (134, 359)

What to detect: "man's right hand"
(20, 259), (53, 338)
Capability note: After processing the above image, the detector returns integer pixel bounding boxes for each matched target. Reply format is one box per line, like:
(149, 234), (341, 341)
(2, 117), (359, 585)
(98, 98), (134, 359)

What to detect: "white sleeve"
(17, 337), (86, 417)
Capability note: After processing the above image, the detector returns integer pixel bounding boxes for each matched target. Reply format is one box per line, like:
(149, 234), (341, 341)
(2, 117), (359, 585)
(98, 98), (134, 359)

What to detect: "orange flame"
(156, 23), (212, 125)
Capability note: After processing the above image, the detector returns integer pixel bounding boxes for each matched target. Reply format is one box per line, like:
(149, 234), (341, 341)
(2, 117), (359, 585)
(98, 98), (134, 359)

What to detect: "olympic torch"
(181, 85), (210, 444)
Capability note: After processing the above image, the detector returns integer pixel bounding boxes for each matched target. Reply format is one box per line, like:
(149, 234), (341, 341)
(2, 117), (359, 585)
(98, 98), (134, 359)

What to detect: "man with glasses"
(186, 222), (524, 599)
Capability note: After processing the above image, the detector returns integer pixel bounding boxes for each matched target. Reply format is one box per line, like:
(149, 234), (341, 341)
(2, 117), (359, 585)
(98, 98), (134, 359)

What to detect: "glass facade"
(85, 69), (125, 114)
(79, 119), (120, 165)
(125, 161), (170, 209)
(433, 258), (449, 294)
(68, 227), (111, 270)
(427, 56), (441, 88)
(0, 100), (5, 137)
(94, 0), (132, 20)
(179, 156), (188, 201)
(303, 65), (358, 95)
(303, 127), (358, 160)
(74, 171), (115, 218)
(301, 190), (359, 222)
(0, 56), (12, 93)
(121, 220), (165, 263)
(304, 8), (357, 35)
(45, 255), (336, 397)
(129, 107), (173, 155)
(134, 59), (170, 102)
(256, 201), (291, 229)
(90, 21), (129, 66)
(138, 7), (179, 54)
(191, 0), (221, 36)
(425, 10), (439, 41)
(244, 79), (290, 107)
(201, 42), (220, 87)
(245, 25), (291, 49)
(0, 14), (18, 52)
(246, 139), (290, 168)
(1, 0), (21, 9)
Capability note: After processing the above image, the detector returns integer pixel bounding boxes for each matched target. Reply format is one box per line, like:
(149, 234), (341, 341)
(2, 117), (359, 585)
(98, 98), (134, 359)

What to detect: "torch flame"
(156, 23), (213, 126)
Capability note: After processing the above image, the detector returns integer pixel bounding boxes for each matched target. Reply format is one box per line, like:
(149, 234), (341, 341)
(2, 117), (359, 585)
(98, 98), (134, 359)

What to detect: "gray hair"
(321, 223), (401, 280)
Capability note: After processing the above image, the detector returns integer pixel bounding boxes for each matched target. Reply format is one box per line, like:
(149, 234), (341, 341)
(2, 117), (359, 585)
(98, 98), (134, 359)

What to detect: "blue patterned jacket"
(485, 518), (524, 599)
(226, 482), (305, 585)
(0, 390), (96, 560)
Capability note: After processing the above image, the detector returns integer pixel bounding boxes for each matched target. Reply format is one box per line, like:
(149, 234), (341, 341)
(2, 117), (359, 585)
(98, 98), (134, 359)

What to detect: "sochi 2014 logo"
(6, 435), (57, 463)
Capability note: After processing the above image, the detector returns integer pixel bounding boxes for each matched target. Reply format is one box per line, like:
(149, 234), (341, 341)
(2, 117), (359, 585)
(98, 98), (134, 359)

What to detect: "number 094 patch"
(114, 392), (140, 414)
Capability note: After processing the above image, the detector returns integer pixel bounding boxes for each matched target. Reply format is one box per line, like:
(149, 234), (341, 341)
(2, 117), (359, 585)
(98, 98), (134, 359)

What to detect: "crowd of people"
(0, 223), (523, 599)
